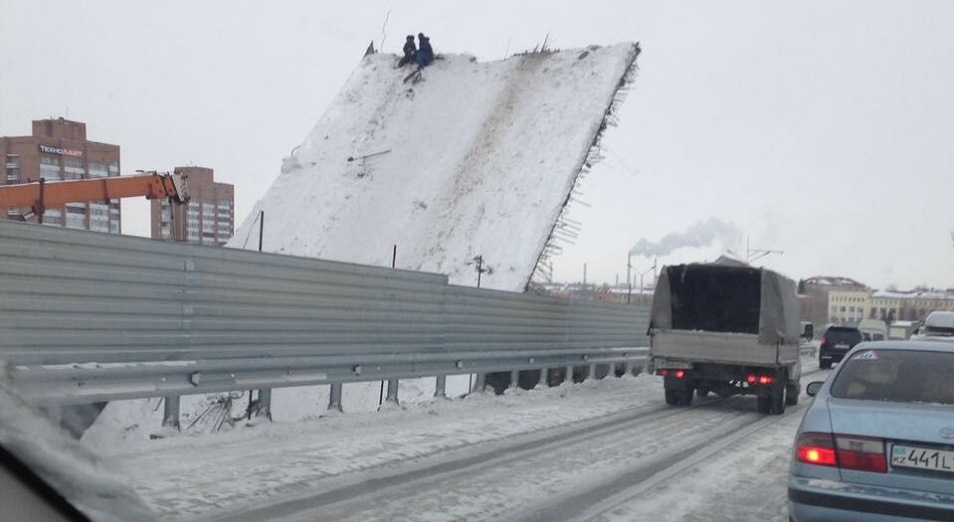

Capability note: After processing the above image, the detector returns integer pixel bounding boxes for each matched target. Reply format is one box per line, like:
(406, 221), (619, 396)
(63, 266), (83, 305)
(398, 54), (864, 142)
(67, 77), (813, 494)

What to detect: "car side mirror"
(806, 381), (824, 397)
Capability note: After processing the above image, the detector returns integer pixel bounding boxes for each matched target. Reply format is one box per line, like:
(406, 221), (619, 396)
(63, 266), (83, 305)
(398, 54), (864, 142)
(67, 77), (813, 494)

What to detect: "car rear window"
(830, 349), (954, 405)
(825, 327), (863, 345)
(923, 325), (954, 338)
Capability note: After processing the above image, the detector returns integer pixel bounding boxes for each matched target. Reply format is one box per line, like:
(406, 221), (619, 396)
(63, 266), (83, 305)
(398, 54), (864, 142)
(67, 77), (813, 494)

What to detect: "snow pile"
(230, 44), (639, 291)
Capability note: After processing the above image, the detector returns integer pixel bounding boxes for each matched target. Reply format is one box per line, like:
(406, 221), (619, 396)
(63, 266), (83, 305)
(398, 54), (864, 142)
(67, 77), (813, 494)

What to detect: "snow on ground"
(89, 354), (827, 521)
(97, 372), (660, 521)
(228, 44), (638, 291)
(82, 374), (473, 446)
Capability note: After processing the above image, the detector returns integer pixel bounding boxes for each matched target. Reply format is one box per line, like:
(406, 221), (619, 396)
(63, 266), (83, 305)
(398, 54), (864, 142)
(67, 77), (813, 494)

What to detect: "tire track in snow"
(207, 400), (684, 521)
(543, 369), (830, 522)
(227, 395), (773, 521)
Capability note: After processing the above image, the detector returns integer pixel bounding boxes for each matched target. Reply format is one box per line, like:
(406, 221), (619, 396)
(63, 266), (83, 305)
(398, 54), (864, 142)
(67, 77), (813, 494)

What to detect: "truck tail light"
(796, 432), (886, 473)
(746, 374), (773, 385)
(659, 369), (686, 379)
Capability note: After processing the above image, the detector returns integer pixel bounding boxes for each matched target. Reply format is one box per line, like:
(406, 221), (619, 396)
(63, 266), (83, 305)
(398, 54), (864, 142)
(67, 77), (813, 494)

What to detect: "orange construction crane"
(0, 171), (189, 222)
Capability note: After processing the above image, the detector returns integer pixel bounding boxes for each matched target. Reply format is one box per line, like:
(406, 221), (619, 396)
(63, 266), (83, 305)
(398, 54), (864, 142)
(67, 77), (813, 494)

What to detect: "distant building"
(871, 289), (954, 322)
(828, 289), (875, 324)
(150, 166), (234, 246)
(825, 287), (954, 326)
(0, 118), (121, 233)
(799, 276), (868, 330)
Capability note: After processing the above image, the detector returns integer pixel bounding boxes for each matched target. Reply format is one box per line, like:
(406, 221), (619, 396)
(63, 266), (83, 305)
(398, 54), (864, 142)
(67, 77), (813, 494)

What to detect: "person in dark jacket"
(415, 33), (434, 67)
(398, 35), (417, 67)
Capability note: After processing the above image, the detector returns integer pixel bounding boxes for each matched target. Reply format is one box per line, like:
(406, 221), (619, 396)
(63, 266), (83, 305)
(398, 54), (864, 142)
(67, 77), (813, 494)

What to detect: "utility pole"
(626, 253), (633, 304)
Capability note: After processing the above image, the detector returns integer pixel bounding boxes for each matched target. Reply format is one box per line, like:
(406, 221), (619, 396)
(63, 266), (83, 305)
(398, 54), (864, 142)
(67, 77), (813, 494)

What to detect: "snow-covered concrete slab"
(230, 44), (639, 290)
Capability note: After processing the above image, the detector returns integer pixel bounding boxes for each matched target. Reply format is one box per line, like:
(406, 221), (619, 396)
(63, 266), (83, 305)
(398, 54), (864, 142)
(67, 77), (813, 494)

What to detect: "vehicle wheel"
(785, 383), (800, 406)
(696, 386), (710, 398)
(665, 389), (678, 406)
(771, 382), (786, 415)
(819, 359), (832, 369)
(678, 388), (694, 406)
(756, 395), (772, 414)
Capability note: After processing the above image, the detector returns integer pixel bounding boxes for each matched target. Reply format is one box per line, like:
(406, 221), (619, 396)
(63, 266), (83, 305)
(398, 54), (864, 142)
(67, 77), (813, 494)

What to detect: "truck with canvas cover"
(647, 262), (807, 414)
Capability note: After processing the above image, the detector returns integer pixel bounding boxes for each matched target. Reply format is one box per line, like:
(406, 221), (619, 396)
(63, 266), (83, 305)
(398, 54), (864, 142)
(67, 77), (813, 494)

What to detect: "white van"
(910, 311), (954, 342)
(857, 319), (888, 341)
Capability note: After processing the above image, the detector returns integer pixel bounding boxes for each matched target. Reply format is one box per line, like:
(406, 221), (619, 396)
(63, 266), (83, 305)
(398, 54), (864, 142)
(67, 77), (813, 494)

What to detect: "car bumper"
(789, 476), (954, 521)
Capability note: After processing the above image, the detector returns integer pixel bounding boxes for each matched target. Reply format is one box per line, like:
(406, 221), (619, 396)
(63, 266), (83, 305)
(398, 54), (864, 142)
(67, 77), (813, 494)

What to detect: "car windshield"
(830, 349), (954, 405)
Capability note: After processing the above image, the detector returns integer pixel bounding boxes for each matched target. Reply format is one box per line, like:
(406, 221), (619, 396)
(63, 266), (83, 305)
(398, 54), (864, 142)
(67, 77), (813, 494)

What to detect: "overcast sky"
(2, 1), (952, 290)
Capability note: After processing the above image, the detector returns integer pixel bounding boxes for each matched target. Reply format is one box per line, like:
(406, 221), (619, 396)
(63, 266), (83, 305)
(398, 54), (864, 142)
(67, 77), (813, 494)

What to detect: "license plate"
(835, 343), (850, 348)
(653, 360), (693, 370)
(891, 445), (954, 474)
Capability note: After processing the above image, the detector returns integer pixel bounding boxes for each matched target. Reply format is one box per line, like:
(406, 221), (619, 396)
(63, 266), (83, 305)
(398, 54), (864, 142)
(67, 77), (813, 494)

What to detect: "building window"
(5, 155), (21, 183)
(89, 163), (108, 179)
(40, 163), (62, 181)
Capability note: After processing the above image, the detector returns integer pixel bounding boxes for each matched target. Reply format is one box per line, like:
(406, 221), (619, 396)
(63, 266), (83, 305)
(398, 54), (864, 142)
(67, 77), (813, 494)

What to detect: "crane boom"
(0, 172), (189, 217)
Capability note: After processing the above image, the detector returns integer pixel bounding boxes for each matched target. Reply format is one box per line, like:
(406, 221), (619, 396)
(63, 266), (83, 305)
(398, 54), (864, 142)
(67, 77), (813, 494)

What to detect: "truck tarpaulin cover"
(650, 263), (801, 345)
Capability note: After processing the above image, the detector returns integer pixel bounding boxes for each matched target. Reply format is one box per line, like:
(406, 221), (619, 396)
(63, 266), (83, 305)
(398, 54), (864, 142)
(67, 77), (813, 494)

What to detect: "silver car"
(789, 341), (954, 521)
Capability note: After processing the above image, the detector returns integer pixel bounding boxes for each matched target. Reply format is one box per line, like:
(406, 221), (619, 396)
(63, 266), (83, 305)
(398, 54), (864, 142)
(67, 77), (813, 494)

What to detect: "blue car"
(789, 341), (954, 521)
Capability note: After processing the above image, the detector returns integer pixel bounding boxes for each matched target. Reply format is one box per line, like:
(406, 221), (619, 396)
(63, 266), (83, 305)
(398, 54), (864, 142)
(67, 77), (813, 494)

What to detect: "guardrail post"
(564, 365), (574, 384)
(623, 360), (633, 377)
(588, 364), (596, 380)
(162, 396), (180, 430)
(509, 369), (519, 389)
(435, 375), (447, 398)
(536, 368), (549, 389)
(328, 383), (343, 412)
(385, 378), (399, 405)
(472, 372), (486, 393)
(249, 389), (272, 420)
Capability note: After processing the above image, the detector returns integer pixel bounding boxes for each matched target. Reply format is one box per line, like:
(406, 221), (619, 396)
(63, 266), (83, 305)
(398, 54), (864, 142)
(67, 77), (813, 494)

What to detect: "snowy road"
(98, 357), (828, 522)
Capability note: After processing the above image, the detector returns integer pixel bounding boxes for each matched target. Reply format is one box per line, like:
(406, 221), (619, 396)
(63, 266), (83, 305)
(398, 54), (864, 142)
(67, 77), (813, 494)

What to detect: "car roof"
(846, 339), (954, 354)
(925, 311), (954, 328)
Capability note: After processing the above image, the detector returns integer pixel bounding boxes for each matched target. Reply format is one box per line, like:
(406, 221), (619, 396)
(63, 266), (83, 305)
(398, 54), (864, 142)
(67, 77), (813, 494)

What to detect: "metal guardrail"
(0, 220), (650, 408)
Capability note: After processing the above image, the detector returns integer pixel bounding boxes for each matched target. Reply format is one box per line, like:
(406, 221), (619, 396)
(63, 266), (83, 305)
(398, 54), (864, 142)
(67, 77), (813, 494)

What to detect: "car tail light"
(796, 432), (886, 473)
(660, 369), (669, 377)
(836, 435), (887, 473)
(659, 369), (685, 379)
(796, 433), (837, 467)
(675, 370), (685, 379)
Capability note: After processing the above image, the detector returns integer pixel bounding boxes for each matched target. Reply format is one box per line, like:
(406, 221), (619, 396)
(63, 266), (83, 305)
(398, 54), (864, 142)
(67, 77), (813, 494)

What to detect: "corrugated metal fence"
(0, 221), (649, 409)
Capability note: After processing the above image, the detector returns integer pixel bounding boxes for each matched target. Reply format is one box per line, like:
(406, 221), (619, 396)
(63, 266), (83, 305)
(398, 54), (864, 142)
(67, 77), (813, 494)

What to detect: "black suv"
(819, 326), (863, 368)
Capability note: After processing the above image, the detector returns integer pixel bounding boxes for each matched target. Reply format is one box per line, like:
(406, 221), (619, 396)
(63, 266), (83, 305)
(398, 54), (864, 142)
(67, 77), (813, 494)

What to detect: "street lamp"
(637, 266), (655, 305)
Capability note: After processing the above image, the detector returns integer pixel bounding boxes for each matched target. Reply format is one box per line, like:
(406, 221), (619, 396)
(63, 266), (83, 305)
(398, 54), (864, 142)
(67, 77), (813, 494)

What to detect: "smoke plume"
(630, 218), (740, 258)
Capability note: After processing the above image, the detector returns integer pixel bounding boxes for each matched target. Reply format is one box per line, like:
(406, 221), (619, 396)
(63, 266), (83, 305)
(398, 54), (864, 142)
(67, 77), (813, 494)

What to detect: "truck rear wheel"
(770, 382), (786, 415)
(665, 389), (678, 405)
(678, 388), (694, 406)
(756, 396), (771, 414)
(785, 383), (800, 406)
